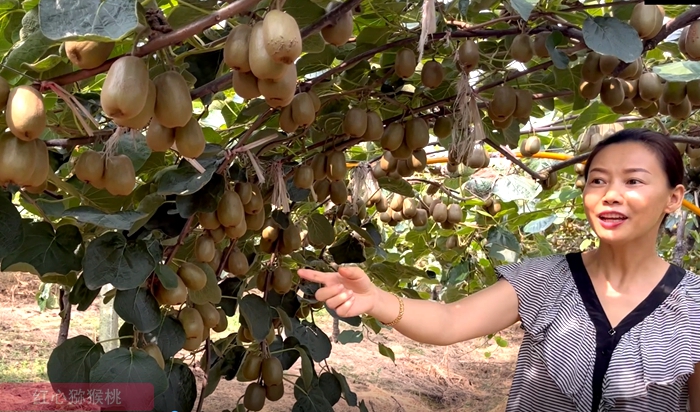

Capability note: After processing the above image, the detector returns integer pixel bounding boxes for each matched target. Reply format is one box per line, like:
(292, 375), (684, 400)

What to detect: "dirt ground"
(0, 271), (522, 412)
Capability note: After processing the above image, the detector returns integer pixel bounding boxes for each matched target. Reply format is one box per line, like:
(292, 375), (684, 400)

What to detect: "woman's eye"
(628, 179), (641, 185)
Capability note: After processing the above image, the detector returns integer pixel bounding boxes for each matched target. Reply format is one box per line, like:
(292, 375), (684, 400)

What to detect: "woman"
(298, 128), (700, 412)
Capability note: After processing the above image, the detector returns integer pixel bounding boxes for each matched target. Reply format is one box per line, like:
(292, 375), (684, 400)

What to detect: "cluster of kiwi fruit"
(306, 149), (350, 205)
(279, 91), (322, 133)
(198, 181), (267, 243)
(376, 193), (462, 229)
(238, 348), (285, 411)
(508, 31), (553, 63)
(576, 123), (623, 154)
(486, 85), (534, 130)
(519, 136), (541, 157)
(0, 81), (51, 192)
(446, 143), (490, 171)
(379, 117), (431, 160)
(72, 149), (136, 196)
(482, 197), (502, 216)
(260, 217), (303, 255)
(343, 107), (384, 142)
(574, 163), (586, 190)
(320, 1), (355, 46)
(224, 10), (301, 108)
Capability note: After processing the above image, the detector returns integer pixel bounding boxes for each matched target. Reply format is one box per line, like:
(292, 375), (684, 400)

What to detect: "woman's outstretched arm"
(297, 266), (521, 346)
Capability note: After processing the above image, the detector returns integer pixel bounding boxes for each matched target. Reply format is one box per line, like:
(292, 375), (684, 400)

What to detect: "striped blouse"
(495, 252), (699, 412)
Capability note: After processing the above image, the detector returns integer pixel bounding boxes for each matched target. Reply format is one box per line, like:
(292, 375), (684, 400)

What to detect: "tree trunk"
(332, 317), (339, 343)
(57, 287), (71, 346)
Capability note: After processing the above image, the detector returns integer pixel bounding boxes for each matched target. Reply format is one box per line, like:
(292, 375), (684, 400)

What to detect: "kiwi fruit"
(512, 89), (533, 120)
(279, 105), (297, 133)
(321, 1), (354, 46)
(663, 81), (687, 105)
(146, 119), (176, 152)
(26, 139), (50, 188)
(637, 72), (663, 102)
(244, 382), (266, 411)
(446, 204), (462, 224)
(668, 97), (692, 120)
(74, 149), (105, 186)
(361, 111), (383, 141)
(0, 133), (36, 186)
(152, 71), (193, 128)
(620, 79), (637, 99)
(457, 40), (479, 72)
(114, 80), (156, 130)
(174, 117), (206, 159)
(598, 55), (620, 76)
(265, 383), (284, 401)
(541, 172), (558, 190)
(381, 122), (404, 151)
(246, 209), (266, 232)
(227, 250), (249, 277)
(579, 79), (602, 100)
(195, 234), (216, 263)
(179, 307), (205, 339)
(218, 190), (245, 228)
(329, 180), (347, 205)
(431, 203), (448, 223)
(279, 223), (302, 254)
(293, 165), (314, 189)
(520, 136), (541, 157)
(261, 357), (283, 386)
(581, 52), (604, 83)
(327, 150), (347, 181)
(575, 176), (586, 190)
(600, 78), (625, 108)
(262, 10), (302, 64)
(178, 262), (207, 291)
(488, 86), (517, 120)
(433, 117), (452, 139)
(272, 267), (293, 294)
(232, 70), (261, 100)
(103, 155), (135, 196)
(142, 343), (165, 370)
(405, 117), (429, 150)
(100, 56), (150, 119)
(225, 221), (247, 240)
(532, 32), (550, 58)
(618, 58), (642, 80)
(65, 40), (115, 70)
(6, 86), (46, 141)
(629, 4), (665, 40)
(235, 182), (253, 205)
(510, 33), (533, 63)
(224, 24), (252, 72)
(259, 63), (297, 108)
(240, 353), (263, 381)
(311, 153), (327, 180)
(0, 77), (9, 110)
(155, 276), (188, 306)
(313, 178), (331, 200)
(411, 149), (427, 172)
(467, 144), (489, 168)
(637, 101), (659, 117)
(195, 303), (221, 329)
(198, 212), (220, 232)
(212, 308), (228, 333)
(685, 21), (700, 60)
(685, 79), (700, 106)
(248, 22), (287, 81)
(291, 92), (316, 127)
(491, 116), (512, 130)
(394, 48), (417, 79)
(343, 107), (368, 137)
(244, 184), (264, 215)
(421, 60), (444, 88)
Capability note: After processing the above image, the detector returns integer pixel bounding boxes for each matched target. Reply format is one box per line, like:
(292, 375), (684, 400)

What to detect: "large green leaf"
(571, 101), (619, 135)
(1, 221), (82, 277)
(0, 191), (24, 259)
(288, 318), (332, 362)
(38, 0), (139, 41)
(47, 335), (104, 384)
(152, 360), (197, 412)
(307, 212), (335, 247)
(652, 61), (700, 82)
(582, 16), (642, 63)
(238, 294), (272, 342)
(63, 206), (147, 231)
(510, 0), (538, 21)
(157, 158), (221, 196)
(89, 347), (169, 400)
(82, 232), (156, 291)
(113, 286), (163, 334)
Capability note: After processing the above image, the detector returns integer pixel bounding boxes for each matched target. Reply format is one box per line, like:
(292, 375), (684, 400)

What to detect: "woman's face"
(582, 141), (684, 245)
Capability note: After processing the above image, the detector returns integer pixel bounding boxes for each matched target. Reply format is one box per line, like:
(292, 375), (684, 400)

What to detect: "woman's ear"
(665, 184), (685, 214)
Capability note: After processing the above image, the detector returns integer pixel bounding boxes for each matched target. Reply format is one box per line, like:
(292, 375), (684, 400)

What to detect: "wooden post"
(99, 285), (119, 351)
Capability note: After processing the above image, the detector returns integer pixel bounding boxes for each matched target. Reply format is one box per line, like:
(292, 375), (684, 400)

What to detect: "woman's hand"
(297, 266), (378, 318)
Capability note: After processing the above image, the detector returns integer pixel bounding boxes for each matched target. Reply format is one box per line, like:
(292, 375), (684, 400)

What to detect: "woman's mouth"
(598, 212), (628, 229)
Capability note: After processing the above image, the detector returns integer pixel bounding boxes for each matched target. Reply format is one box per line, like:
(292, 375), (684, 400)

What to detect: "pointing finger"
(315, 284), (345, 301)
(297, 269), (338, 286)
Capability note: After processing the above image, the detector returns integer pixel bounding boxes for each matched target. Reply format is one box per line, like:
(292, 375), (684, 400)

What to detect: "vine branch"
(483, 138), (546, 181)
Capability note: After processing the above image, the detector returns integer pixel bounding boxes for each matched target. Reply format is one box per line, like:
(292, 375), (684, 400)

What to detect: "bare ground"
(0, 272), (522, 412)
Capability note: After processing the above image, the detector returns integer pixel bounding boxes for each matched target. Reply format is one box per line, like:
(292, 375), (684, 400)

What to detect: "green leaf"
(337, 330), (363, 344)
(166, 5), (207, 29)
(175, 173), (225, 218)
(218, 277), (243, 317)
(491, 175), (540, 203)
(47, 335), (104, 384)
(328, 235), (366, 264)
(187, 262), (222, 305)
(114, 286), (163, 334)
(302, 33), (325, 53)
(377, 342), (395, 364)
(355, 26), (393, 46)
(89, 347), (169, 399)
(0, 31), (57, 82)
(129, 193), (166, 235)
(297, 44), (338, 76)
(571, 101), (620, 135)
(306, 212), (335, 247)
(319, 372), (343, 406)
(155, 264), (179, 290)
(38, 0), (139, 41)
(114, 130), (152, 172)
(522, 215), (557, 234)
(332, 368), (358, 407)
(153, 360), (197, 412)
(239, 294), (272, 342)
(298, 346), (314, 390)
(63, 206), (147, 231)
(510, 0), (538, 21)
(144, 316), (186, 359)
(282, 0), (325, 26)
(582, 16), (643, 63)
(545, 31), (569, 69)
(288, 318), (332, 362)
(82, 232), (156, 291)
(485, 226), (521, 263)
(377, 176), (414, 197)
(20, 52), (61, 71)
(0, 191), (24, 259)
(2, 221), (82, 277)
(156, 158), (220, 196)
(68, 274), (100, 311)
(652, 61), (700, 82)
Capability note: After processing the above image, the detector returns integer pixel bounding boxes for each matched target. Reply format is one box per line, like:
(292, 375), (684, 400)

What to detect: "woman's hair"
(583, 128), (685, 189)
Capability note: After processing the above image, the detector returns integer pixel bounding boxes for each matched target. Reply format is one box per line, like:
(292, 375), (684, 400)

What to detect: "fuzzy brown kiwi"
(411, 149), (427, 172)
(114, 79), (156, 130)
(143, 344), (165, 370)
(73, 149), (105, 187)
(235, 182), (253, 205)
(0, 133), (36, 186)
(532, 32), (550, 58)
(265, 383), (284, 401)
(258, 63), (297, 108)
(509, 33), (533, 63)
(684, 22), (700, 60)
(232, 70), (261, 100)
(421, 60), (444, 88)
(293, 165), (314, 189)
(404, 117), (429, 151)
(246, 209), (266, 232)
(313, 178), (331, 201)
(598, 55), (620, 76)
(343, 107), (368, 137)
(361, 111), (383, 141)
(663, 81), (687, 105)
(520, 136), (541, 157)
(279, 105), (298, 133)
(154, 276), (188, 306)
(457, 40), (480, 72)
(224, 24), (252, 72)
(433, 117), (452, 139)
(103, 155), (135, 196)
(227, 250), (249, 277)
(145, 119), (176, 152)
(174, 117), (206, 159)
(611, 98), (635, 115)
(26, 138), (49, 188)
(579, 79), (603, 100)
(629, 4), (665, 40)
(6, 86), (46, 141)
(311, 153), (327, 181)
(512, 89), (533, 120)
(320, 1), (353, 46)
(380, 122), (404, 151)
(153, 71), (193, 128)
(327, 150), (347, 181)
(488, 86), (517, 120)
(600, 78), (625, 107)
(686, 79), (700, 106)
(431, 202), (448, 223)
(329, 180), (348, 205)
(620, 79), (637, 99)
(262, 10), (302, 65)
(209, 227), (226, 243)
(100, 56), (150, 119)
(218, 190), (246, 229)
(195, 234), (216, 263)
(178, 262), (207, 291)
(668, 97), (692, 120)
(271, 267), (293, 294)
(248, 22), (287, 81)
(179, 307), (205, 339)
(581, 52), (605, 83)
(637, 72), (663, 102)
(195, 303), (221, 329)
(65, 40), (115, 69)
(394, 48), (417, 79)
(290, 92), (316, 127)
